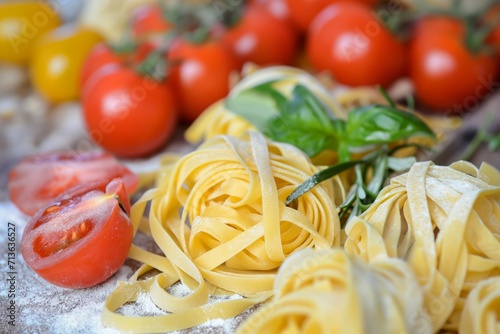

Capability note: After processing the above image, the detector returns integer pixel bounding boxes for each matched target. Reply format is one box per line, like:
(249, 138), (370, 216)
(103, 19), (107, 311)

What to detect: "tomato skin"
(8, 151), (138, 216)
(486, 4), (500, 63)
(30, 24), (103, 103)
(249, 0), (293, 25)
(80, 43), (122, 89)
(409, 17), (499, 112)
(307, 2), (406, 87)
(131, 4), (172, 39)
(0, 1), (61, 65)
(168, 40), (239, 122)
(286, 0), (378, 32)
(83, 67), (178, 158)
(221, 5), (298, 66)
(80, 42), (155, 90)
(21, 178), (133, 289)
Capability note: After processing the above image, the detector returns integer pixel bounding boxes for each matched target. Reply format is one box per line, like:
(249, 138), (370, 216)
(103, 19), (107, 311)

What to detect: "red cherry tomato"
(80, 43), (122, 89)
(168, 39), (239, 122)
(131, 4), (172, 39)
(8, 151), (138, 216)
(21, 178), (133, 289)
(249, 0), (292, 24)
(83, 67), (178, 158)
(80, 42), (155, 90)
(486, 4), (500, 62)
(409, 16), (498, 112)
(286, 0), (378, 32)
(221, 4), (298, 66)
(307, 2), (406, 87)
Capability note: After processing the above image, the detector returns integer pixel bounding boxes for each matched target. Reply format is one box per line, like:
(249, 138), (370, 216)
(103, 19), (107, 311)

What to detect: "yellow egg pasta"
(184, 100), (254, 145)
(460, 276), (500, 334)
(345, 161), (500, 332)
(102, 131), (343, 333)
(237, 248), (432, 334)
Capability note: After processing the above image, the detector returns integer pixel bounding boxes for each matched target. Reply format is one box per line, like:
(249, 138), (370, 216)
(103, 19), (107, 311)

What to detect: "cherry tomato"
(8, 151), (138, 216)
(131, 3), (172, 39)
(21, 178), (133, 289)
(286, 0), (378, 32)
(80, 43), (122, 89)
(30, 24), (103, 103)
(168, 39), (239, 122)
(83, 67), (178, 158)
(221, 4), (298, 66)
(307, 2), (406, 87)
(486, 4), (500, 62)
(249, 0), (292, 24)
(0, 1), (61, 65)
(409, 16), (498, 112)
(80, 42), (155, 90)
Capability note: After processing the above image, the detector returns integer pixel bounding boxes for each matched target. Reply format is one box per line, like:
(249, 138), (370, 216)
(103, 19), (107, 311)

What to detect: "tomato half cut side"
(21, 178), (133, 289)
(8, 151), (139, 216)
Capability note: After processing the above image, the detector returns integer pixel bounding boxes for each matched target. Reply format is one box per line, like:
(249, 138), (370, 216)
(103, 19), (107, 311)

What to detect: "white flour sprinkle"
(0, 201), (255, 334)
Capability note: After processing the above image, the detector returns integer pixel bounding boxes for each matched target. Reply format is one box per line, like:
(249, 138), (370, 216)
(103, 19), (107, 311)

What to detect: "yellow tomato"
(31, 25), (104, 103)
(0, 1), (61, 65)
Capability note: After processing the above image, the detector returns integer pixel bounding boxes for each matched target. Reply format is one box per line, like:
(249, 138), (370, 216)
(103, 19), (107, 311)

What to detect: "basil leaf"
(266, 85), (340, 157)
(345, 105), (436, 147)
(225, 81), (287, 131)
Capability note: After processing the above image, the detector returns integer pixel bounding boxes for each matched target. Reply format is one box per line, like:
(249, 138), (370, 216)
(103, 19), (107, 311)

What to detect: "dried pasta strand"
(345, 161), (500, 332)
(102, 132), (342, 333)
(237, 248), (431, 334)
(460, 276), (500, 334)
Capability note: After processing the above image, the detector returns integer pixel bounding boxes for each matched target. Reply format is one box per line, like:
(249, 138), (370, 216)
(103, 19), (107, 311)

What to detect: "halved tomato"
(21, 178), (133, 289)
(8, 151), (138, 216)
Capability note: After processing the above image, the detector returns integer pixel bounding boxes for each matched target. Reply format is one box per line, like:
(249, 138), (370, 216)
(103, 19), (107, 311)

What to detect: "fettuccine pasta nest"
(238, 248), (432, 334)
(345, 160), (500, 332)
(102, 131), (344, 332)
(460, 276), (500, 333)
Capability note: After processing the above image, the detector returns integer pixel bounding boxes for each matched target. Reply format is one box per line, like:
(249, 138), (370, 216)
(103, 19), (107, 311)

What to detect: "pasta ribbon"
(460, 276), (500, 334)
(102, 132), (342, 332)
(185, 100), (254, 145)
(345, 161), (500, 332)
(237, 248), (431, 334)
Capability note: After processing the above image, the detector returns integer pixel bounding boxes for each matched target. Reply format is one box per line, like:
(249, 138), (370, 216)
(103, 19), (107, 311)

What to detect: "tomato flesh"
(21, 178), (133, 289)
(8, 151), (138, 216)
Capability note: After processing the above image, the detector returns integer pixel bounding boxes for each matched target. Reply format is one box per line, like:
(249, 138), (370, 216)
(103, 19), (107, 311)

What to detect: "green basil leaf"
(345, 105), (436, 147)
(265, 85), (340, 157)
(266, 117), (339, 157)
(225, 81), (287, 131)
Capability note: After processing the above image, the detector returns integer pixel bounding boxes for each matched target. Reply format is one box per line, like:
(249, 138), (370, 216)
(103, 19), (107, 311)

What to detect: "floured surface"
(0, 201), (258, 334)
(2, 83), (500, 333)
